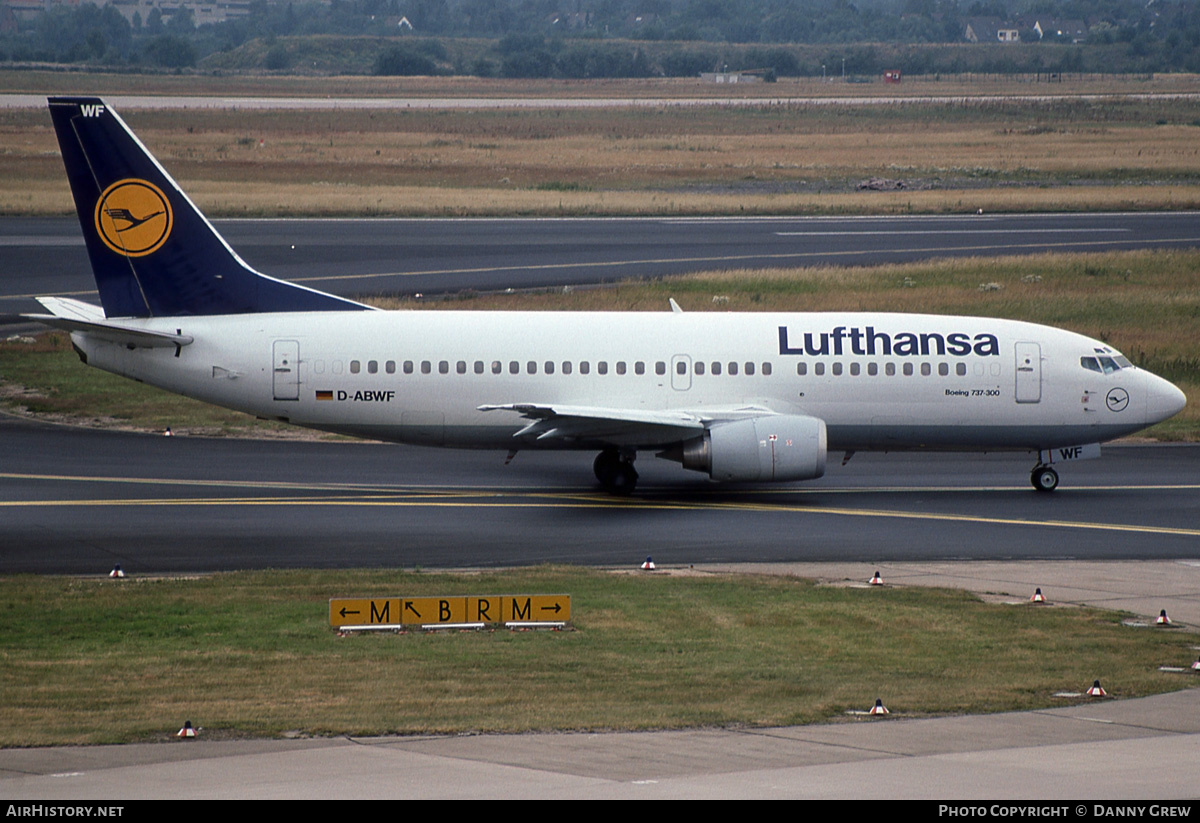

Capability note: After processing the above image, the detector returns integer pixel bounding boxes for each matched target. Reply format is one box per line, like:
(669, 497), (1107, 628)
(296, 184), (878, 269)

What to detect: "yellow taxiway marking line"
(3, 472), (1198, 496)
(2, 487), (1198, 539)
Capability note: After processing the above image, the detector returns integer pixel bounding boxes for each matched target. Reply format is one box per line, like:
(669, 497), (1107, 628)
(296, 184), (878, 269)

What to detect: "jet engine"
(662, 415), (827, 482)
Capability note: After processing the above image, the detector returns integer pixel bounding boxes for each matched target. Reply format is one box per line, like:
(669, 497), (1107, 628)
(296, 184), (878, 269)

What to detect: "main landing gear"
(1030, 464), (1059, 493)
(594, 448), (638, 495)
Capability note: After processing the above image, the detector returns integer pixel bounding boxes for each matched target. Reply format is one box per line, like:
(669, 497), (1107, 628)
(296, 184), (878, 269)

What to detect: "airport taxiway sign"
(330, 595), (570, 628)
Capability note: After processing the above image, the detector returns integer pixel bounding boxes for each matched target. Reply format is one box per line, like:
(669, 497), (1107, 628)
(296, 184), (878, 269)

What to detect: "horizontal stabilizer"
(25, 297), (192, 349)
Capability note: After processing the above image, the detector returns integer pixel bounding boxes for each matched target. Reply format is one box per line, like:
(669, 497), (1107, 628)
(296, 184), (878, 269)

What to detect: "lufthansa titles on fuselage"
(778, 325), (1001, 358)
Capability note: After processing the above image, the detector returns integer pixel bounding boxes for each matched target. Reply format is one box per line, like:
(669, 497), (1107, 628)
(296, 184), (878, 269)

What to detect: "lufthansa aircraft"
(29, 97), (1187, 494)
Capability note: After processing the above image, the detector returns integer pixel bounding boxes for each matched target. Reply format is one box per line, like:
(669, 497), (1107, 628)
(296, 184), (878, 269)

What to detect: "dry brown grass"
(2, 69), (1197, 99)
(2, 82), (1200, 216)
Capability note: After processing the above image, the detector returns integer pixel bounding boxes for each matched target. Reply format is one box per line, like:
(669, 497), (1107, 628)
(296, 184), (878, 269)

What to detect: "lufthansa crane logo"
(94, 179), (173, 257)
(1106, 387), (1130, 412)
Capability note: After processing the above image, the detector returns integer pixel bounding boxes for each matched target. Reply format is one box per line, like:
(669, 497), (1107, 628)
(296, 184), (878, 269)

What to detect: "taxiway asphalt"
(4, 212), (1200, 318)
(2, 414), (1197, 574)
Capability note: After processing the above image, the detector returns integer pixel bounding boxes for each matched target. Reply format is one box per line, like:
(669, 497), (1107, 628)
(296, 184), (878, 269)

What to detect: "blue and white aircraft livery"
(29, 98), (1186, 494)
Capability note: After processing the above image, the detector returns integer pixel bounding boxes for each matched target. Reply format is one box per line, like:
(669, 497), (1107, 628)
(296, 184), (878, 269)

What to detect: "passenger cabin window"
(580, 361), (590, 375)
(545, 361), (555, 375)
(616, 361), (626, 375)
(403, 361), (414, 375)
(439, 361), (449, 375)
(386, 361), (396, 374)
(635, 362), (646, 375)
(368, 360), (378, 374)
(562, 361), (573, 374)
(475, 361), (485, 374)
(744, 362), (755, 376)
(457, 361), (467, 374)
(796, 362), (806, 376)
(656, 362), (666, 376)
(350, 360), (361, 374)
(712, 362), (722, 376)
(492, 361), (502, 375)
(694, 361), (705, 376)
(421, 361), (431, 374)
(728, 362), (738, 376)
(598, 361), (608, 375)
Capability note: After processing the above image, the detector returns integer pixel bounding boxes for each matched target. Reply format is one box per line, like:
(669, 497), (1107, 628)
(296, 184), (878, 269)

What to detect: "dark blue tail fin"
(49, 97), (368, 318)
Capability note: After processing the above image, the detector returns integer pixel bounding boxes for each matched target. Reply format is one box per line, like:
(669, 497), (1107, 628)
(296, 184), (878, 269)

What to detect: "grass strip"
(1, 567), (1197, 746)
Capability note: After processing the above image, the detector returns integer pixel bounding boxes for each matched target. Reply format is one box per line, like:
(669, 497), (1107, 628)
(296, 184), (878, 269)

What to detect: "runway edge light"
(109, 564), (125, 579)
(1156, 609), (1172, 626)
(869, 698), (889, 715)
(177, 720), (196, 739)
(640, 557), (656, 571)
(1087, 680), (1107, 697)
(1030, 587), (1044, 603)
(869, 571), (883, 586)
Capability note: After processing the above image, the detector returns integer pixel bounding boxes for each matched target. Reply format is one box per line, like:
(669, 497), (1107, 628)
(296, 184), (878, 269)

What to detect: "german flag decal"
(316, 390), (334, 401)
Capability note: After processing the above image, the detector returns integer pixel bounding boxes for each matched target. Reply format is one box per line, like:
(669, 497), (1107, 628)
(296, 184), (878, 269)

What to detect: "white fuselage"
(72, 309), (1185, 455)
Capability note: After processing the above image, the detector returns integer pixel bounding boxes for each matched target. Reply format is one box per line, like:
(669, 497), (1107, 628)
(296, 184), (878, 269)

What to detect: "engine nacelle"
(671, 415), (827, 482)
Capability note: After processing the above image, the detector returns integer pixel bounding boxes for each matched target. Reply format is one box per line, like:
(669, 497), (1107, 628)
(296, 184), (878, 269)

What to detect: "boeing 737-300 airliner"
(27, 97), (1187, 494)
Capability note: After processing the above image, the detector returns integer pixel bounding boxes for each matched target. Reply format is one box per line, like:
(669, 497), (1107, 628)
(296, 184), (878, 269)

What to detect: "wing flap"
(479, 403), (706, 446)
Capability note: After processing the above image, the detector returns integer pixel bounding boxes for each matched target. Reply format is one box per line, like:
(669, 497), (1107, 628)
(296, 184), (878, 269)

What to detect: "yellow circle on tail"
(94, 179), (173, 257)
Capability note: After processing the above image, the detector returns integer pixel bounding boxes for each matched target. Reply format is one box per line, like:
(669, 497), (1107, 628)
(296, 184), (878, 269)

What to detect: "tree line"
(2, 0), (1198, 74)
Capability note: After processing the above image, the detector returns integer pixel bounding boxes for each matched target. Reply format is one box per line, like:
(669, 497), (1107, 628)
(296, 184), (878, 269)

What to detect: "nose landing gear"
(1031, 464), (1059, 492)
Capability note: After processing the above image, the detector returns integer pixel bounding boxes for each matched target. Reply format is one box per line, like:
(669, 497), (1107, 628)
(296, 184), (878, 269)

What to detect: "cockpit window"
(1082, 354), (1132, 374)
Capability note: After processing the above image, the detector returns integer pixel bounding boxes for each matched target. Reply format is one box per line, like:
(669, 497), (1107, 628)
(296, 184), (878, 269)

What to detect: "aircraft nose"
(1145, 375), (1187, 424)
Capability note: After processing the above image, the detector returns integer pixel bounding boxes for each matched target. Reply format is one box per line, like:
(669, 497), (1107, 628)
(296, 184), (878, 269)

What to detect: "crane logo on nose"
(1106, 388), (1129, 412)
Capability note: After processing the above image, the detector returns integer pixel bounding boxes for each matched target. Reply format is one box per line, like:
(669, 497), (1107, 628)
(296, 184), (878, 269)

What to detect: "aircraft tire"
(1031, 466), (1059, 492)
(594, 450), (637, 495)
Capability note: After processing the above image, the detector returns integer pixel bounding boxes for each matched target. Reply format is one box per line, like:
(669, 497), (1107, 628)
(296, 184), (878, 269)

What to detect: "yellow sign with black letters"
(329, 595), (570, 628)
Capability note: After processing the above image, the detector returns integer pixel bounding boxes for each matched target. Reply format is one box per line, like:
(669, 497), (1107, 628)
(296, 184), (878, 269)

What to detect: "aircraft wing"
(478, 403), (706, 447)
(24, 297), (193, 349)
